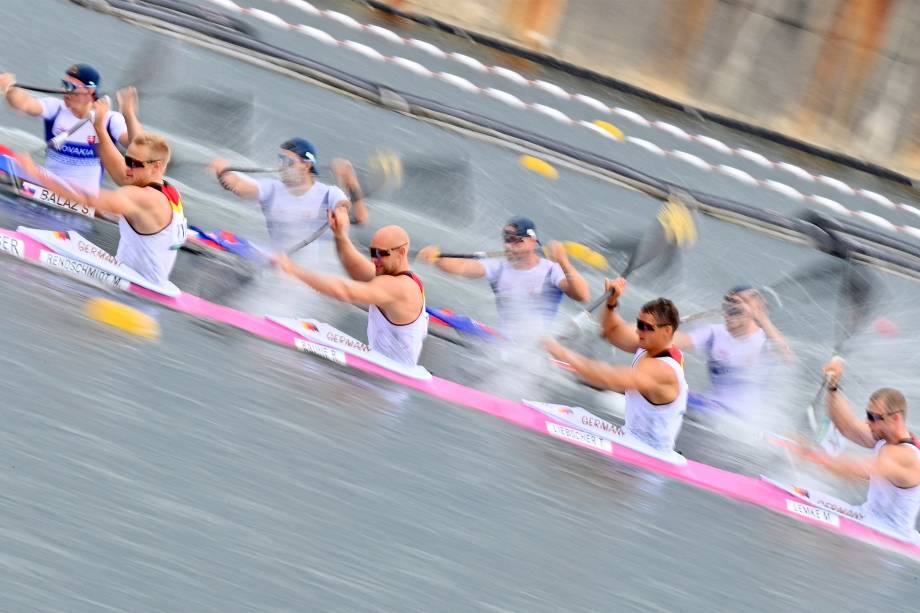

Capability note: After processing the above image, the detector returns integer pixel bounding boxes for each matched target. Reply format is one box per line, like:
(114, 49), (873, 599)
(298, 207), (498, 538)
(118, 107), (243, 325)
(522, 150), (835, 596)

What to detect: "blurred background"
(379, 0), (920, 176)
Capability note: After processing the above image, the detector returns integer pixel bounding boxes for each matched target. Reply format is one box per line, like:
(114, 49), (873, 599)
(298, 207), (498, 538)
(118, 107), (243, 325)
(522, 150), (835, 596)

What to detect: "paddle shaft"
(437, 251), (503, 259)
(284, 222), (330, 256)
(807, 261), (874, 434)
(16, 84), (71, 95)
(583, 250), (649, 313)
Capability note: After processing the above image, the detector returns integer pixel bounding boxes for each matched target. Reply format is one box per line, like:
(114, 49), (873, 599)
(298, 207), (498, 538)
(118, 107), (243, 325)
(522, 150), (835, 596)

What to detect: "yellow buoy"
(593, 120), (625, 141)
(84, 298), (161, 340)
(519, 155), (558, 180)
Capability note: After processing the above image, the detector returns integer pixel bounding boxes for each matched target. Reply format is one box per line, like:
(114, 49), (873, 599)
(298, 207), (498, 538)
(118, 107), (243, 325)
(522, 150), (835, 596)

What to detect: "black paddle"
(563, 190), (699, 337)
(798, 217), (878, 438)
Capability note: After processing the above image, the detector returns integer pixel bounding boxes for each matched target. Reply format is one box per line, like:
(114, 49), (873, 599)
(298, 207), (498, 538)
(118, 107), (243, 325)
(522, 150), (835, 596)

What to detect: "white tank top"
(624, 348), (689, 452)
(367, 272), (428, 366)
(861, 439), (920, 542)
(115, 182), (188, 287)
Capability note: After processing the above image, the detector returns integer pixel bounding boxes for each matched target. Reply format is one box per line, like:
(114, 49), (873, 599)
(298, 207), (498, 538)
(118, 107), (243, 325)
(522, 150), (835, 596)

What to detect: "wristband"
(605, 300), (618, 311)
(827, 384), (839, 393)
(347, 186), (364, 202)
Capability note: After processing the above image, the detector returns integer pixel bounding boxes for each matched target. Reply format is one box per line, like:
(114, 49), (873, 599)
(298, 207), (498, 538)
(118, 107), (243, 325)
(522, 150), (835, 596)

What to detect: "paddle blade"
(622, 190), (698, 278)
(562, 241), (609, 270)
(835, 261), (877, 349)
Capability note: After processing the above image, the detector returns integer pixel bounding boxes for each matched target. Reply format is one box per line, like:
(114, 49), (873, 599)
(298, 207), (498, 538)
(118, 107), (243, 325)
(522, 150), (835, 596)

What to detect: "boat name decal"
(0, 234), (25, 258)
(580, 415), (622, 435)
(295, 338), (347, 365)
(546, 422), (612, 453)
(39, 250), (129, 289)
(22, 181), (94, 216)
(325, 332), (370, 352)
(811, 497), (864, 521)
(76, 239), (120, 266)
(785, 499), (840, 527)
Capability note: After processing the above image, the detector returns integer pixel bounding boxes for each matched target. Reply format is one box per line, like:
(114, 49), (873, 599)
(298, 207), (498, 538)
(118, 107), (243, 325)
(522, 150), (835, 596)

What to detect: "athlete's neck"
(885, 425), (913, 445)
(728, 320), (759, 338)
(285, 175), (315, 196)
(65, 100), (92, 119)
(507, 251), (540, 270)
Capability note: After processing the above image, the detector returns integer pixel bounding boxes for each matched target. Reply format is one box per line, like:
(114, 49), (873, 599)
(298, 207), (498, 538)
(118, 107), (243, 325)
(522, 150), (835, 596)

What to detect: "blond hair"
(870, 388), (908, 416)
(131, 132), (171, 164)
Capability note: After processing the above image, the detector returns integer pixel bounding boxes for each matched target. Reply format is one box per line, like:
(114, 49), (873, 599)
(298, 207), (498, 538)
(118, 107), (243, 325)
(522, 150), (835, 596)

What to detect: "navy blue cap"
(281, 137), (318, 174)
(504, 216), (538, 240)
(65, 63), (100, 88)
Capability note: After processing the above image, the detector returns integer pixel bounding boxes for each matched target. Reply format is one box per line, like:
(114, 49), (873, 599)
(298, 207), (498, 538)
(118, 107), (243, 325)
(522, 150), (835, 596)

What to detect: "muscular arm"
(282, 263), (402, 306)
(554, 345), (678, 401)
(92, 114), (130, 185)
(827, 390), (875, 448)
(4, 87), (43, 116)
(122, 112), (142, 147)
(217, 171), (261, 200)
(803, 448), (871, 480)
(435, 257), (486, 279)
(558, 259), (589, 302)
(334, 232), (375, 282)
(21, 161), (142, 218)
(802, 444), (920, 485)
(600, 307), (640, 353)
(761, 318), (794, 361)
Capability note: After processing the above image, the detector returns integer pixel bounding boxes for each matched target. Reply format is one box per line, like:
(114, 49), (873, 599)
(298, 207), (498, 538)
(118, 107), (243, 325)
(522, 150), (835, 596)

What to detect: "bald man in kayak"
(275, 206), (427, 365)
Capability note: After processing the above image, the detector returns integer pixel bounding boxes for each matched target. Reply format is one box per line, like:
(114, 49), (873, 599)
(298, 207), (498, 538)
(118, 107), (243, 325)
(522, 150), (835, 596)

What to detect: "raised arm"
(546, 241), (589, 302)
(742, 291), (794, 361)
(824, 360), (875, 448)
(209, 159), (261, 200)
(116, 87), (143, 146)
(330, 206), (375, 281)
(91, 97), (130, 185)
(331, 158), (368, 225)
(0, 74), (43, 116)
(415, 246), (486, 278)
(600, 278), (640, 353)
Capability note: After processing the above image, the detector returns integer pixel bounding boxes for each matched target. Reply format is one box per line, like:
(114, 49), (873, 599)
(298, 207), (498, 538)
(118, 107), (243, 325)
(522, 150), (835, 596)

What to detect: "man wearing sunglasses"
(417, 216), (588, 337)
(275, 206), (427, 366)
(16, 100), (186, 288)
(544, 278), (687, 453)
(0, 64), (138, 194)
(672, 285), (792, 417)
(210, 138), (368, 260)
(794, 360), (920, 542)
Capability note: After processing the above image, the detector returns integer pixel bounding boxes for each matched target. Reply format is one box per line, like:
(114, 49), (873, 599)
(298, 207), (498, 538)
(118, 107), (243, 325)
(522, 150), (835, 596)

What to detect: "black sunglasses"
(369, 243), (406, 259)
(124, 155), (160, 169)
(636, 318), (659, 332)
(61, 79), (80, 93)
(867, 411), (891, 423)
(503, 233), (525, 244)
